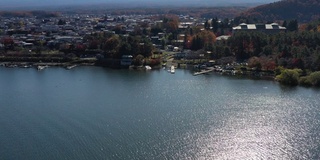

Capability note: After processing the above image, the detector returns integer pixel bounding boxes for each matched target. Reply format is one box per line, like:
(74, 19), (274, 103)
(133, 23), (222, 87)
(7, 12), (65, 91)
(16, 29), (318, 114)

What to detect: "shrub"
(275, 69), (301, 86)
(275, 66), (284, 76)
(299, 76), (312, 86)
(145, 58), (161, 66)
(133, 54), (144, 66)
(309, 71), (320, 86)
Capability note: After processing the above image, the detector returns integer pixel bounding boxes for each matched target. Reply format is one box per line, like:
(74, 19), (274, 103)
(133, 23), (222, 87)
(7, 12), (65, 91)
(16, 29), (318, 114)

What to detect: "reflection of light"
(200, 123), (290, 159)
(178, 95), (308, 159)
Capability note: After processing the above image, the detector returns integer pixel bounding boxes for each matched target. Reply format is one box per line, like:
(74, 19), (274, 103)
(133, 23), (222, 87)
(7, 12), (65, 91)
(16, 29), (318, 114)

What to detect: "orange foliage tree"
(190, 30), (216, 50)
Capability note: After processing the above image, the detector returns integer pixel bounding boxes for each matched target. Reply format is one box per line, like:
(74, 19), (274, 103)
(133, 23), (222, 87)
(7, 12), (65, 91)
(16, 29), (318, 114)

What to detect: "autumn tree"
(190, 30), (216, 51)
(163, 15), (179, 33)
(0, 36), (14, 51)
(103, 35), (120, 58)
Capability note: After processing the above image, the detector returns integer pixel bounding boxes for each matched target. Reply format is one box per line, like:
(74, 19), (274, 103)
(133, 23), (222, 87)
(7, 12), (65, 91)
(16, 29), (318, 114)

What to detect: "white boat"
(145, 65), (152, 70)
(170, 65), (175, 74)
(37, 65), (48, 71)
(66, 65), (77, 70)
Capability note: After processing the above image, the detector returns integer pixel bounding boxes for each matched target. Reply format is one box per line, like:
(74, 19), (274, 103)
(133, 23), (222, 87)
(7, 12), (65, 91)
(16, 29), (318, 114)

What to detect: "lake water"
(1, 66), (320, 159)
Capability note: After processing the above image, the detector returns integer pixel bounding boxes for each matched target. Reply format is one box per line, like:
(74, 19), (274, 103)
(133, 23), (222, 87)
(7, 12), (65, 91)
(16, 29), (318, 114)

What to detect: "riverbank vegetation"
(213, 21), (320, 86)
(275, 67), (320, 87)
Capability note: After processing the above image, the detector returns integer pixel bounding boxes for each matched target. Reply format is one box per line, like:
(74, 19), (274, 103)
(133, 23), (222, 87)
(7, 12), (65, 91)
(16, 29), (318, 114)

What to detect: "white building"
(232, 23), (286, 34)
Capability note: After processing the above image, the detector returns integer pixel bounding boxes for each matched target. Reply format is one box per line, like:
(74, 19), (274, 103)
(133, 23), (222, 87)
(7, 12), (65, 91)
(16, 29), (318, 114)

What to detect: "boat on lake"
(5, 64), (17, 68)
(66, 65), (77, 70)
(170, 65), (175, 74)
(145, 65), (152, 70)
(19, 64), (32, 68)
(37, 65), (48, 71)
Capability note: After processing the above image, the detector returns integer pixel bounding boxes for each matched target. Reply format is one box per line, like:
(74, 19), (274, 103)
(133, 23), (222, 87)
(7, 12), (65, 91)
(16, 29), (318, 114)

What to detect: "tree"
(248, 56), (262, 69)
(112, 25), (123, 34)
(88, 40), (99, 49)
(251, 32), (268, 56)
(190, 30), (216, 51)
(191, 35), (203, 51)
(276, 69), (302, 86)
(151, 26), (163, 35)
(211, 17), (219, 33)
(287, 20), (298, 32)
(75, 43), (87, 52)
(103, 36), (120, 57)
(223, 46), (232, 57)
(163, 15), (179, 33)
(0, 36), (14, 51)
(204, 20), (210, 30)
(104, 36), (120, 51)
(58, 19), (66, 25)
(212, 45), (224, 59)
(139, 42), (153, 58)
(263, 45), (273, 56)
(133, 54), (144, 66)
(119, 43), (131, 58)
(309, 71), (320, 86)
(282, 20), (287, 28)
(229, 32), (251, 61)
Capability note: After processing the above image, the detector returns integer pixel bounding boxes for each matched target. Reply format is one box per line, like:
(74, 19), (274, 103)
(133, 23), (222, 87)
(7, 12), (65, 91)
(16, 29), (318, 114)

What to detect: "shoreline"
(0, 61), (95, 69)
(2, 61), (319, 88)
(0, 60), (275, 77)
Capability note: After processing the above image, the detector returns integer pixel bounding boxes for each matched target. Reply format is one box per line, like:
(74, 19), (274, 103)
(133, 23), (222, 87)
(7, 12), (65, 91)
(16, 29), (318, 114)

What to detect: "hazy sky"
(0, 0), (278, 9)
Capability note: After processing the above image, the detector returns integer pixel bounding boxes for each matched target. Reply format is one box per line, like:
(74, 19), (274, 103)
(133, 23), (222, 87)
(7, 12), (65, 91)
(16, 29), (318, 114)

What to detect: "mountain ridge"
(0, 0), (276, 10)
(240, 0), (320, 22)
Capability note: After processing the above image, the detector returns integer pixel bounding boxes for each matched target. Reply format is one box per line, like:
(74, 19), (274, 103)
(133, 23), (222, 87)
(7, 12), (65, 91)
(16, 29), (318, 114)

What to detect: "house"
(22, 42), (34, 48)
(175, 52), (186, 59)
(55, 36), (82, 43)
(158, 33), (164, 39)
(151, 36), (161, 45)
(121, 55), (133, 66)
(232, 23), (286, 34)
(185, 50), (200, 59)
(40, 24), (59, 32)
(172, 40), (184, 47)
(216, 35), (231, 41)
(0, 43), (4, 49)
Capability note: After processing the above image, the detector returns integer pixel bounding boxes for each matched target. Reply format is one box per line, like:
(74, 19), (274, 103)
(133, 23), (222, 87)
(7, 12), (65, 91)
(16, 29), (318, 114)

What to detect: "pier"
(193, 68), (214, 76)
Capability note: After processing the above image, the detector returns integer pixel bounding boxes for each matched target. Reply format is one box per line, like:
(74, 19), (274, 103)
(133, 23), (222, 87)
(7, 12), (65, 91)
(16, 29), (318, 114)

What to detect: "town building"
(232, 23), (286, 34)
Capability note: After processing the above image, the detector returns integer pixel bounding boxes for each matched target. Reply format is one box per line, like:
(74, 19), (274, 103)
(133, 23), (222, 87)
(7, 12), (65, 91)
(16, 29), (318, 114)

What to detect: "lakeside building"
(121, 55), (133, 66)
(232, 23), (286, 34)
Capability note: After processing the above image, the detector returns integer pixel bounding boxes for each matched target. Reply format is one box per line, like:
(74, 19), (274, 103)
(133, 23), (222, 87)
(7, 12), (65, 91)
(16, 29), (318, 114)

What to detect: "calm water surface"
(0, 67), (320, 159)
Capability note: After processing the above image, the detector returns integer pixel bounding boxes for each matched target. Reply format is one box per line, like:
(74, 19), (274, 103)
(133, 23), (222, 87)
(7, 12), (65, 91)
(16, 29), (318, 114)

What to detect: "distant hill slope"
(0, 11), (59, 18)
(241, 0), (320, 22)
(0, 0), (276, 10)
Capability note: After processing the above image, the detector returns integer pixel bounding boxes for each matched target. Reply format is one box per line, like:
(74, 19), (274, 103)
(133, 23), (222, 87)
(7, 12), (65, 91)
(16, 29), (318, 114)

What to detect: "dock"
(193, 68), (214, 76)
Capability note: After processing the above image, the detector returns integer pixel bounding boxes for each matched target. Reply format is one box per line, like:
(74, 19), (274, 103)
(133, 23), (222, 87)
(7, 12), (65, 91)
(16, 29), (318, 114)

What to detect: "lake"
(0, 66), (320, 159)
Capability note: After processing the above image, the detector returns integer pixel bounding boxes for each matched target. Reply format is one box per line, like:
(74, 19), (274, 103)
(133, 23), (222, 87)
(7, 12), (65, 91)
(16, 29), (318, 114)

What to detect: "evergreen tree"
(287, 20), (298, 32)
